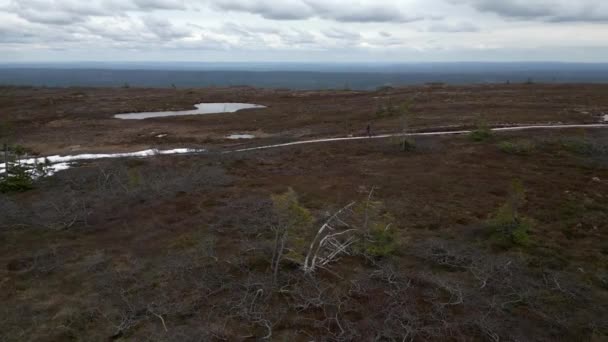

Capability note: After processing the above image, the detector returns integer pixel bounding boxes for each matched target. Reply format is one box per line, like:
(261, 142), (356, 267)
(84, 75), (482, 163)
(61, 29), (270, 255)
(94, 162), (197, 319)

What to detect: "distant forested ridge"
(0, 62), (607, 90)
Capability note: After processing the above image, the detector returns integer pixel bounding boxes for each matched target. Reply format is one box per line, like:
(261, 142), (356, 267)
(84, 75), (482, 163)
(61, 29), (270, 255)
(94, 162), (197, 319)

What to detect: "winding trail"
(2, 123), (608, 175)
(227, 123), (608, 153)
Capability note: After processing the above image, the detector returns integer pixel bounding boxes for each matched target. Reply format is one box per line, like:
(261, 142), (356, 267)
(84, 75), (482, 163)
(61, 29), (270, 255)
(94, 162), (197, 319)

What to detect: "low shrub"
(400, 137), (416, 152)
(391, 136), (416, 152)
(498, 140), (535, 155)
(468, 121), (493, 142)
(487, 203), (532, 248)
(375, 100), (409, 119)
(271, 188), (314, 264)
(560, 138), (602, 156)
(485, 180), (532, 249)
(0, 165), (34, 193)
(354, 196), (398, 259)
(1, 155), (54, 193)
(364, 225), (397, 258)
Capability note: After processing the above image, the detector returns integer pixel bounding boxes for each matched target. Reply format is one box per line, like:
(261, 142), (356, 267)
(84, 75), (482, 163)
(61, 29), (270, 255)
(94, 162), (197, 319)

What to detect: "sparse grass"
(3, 85), (608, 341)
(364, 226), (397, 258)
(556, 194), (608, 240)
(271, 188), (313, 248)
(400, 137), (416, 152)
(560, 138), (603, 156)
(498, 140), (535, 155)
(1, 143), (33, 157)
(271, 188), (314, 274)
(0, 120), (14, 139)
(375, 99), (409, 118)
(468, 121), (493, 142)
(487, 204), (532, 248)
(485, 181), (532, 249)
(354, 195), (398, 259)
(391, 136), (416, 152)
(127, 168), (142, 189)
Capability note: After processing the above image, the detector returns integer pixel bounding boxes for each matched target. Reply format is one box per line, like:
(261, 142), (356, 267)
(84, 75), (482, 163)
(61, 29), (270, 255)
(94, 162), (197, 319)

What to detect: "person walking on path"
(366, 123), (373, 138)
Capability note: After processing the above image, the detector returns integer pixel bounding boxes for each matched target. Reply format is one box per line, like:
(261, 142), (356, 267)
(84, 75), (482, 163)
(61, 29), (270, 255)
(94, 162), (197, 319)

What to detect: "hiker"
(366, 123), (372, 137)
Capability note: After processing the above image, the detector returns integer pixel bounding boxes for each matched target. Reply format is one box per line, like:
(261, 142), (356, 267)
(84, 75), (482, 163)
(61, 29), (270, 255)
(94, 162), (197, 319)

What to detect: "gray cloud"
(211, 0), (314, 20)
(305, 0), (422, 23)
(211, 0), (425, 23)
(15, 9), (84, 25)
(426, 21), (480, 33)
(453, 0), (608, 22)
(0, 24), (41, 44)
(7, 0), (187, 25)
(1, 0), (607, 62)
(323, 28), (361, 40)
(326, 11), (418, 23)
(133, 0), (186, 10)
(0, 13), (92, 44)
(142, 16), (192, 40)
(281, 29), (318, 45)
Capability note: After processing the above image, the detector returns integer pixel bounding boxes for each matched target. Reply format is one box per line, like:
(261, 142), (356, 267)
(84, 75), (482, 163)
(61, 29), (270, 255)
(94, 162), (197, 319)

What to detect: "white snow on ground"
(0, 148), (205, 175)
(2, 124), (607, 177)
(39, 162), (72, 177)
(115, 103), (266, 120)
(603, 115), (608, 122)
(227, 134), (256, 139)
(0, 162), (72, 179)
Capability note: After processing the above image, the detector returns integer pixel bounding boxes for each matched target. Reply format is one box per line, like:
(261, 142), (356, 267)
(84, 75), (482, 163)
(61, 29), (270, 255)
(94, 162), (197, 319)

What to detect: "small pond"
(114, 103), (266, 120)
(227, 134), (256, 140)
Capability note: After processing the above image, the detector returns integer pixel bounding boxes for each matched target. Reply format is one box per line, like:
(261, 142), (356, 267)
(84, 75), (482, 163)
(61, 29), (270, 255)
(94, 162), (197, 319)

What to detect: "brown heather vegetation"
(1, 84), (608, 341)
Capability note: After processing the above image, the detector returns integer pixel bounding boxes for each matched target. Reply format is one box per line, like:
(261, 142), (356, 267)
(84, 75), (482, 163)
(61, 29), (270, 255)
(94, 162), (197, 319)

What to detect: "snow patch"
(115, 103), (266, 120)
(0, 162), (73, 179)
(3, 123), (608, 177)
(0, 148), (205, 176)
(227, 134), (255, 140)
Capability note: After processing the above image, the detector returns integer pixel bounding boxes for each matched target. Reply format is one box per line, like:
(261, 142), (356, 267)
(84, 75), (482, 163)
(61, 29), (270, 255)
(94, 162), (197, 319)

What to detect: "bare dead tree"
(302, 202), (357, 273)
(271, 224), (287, 286)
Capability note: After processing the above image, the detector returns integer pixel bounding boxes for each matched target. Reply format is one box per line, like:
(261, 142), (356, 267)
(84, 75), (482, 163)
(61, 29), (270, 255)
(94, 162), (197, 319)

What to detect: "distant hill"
(0, 62), (607, 90)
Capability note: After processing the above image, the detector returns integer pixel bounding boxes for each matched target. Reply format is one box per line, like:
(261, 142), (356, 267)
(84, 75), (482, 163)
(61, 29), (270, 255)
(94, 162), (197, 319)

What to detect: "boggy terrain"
(1, 84), (608, 341)
(1, 84), (607, 155)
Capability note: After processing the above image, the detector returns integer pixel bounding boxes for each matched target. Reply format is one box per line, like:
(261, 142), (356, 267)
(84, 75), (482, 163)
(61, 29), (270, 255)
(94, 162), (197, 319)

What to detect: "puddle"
(0, 148), (205, 176)
(227, 134), (256, 140)
(115, 103), (266, 120)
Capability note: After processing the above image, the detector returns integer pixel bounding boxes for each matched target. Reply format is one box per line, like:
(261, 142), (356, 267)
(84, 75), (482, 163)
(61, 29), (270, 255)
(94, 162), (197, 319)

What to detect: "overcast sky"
(1, 0), (607, 63)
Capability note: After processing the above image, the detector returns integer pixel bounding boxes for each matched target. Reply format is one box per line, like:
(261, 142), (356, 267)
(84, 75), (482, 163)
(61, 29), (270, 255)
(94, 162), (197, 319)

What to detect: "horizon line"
(1, 60), (608, 65)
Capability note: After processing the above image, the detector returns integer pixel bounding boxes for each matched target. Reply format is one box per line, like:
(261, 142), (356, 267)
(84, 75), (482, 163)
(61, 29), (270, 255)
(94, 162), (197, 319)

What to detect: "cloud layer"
(454, 0), (608, 22)
(1, 0), (607, 62)
(210, 0), (424, 22)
